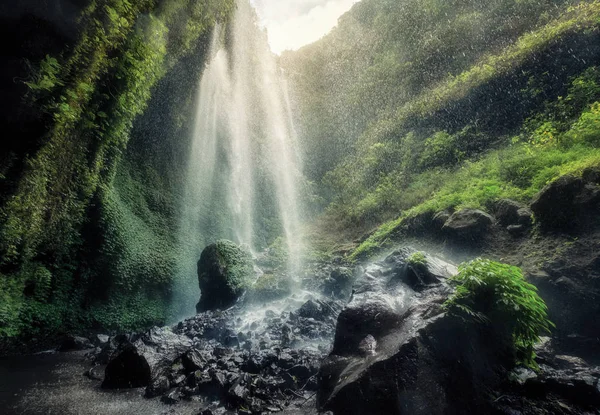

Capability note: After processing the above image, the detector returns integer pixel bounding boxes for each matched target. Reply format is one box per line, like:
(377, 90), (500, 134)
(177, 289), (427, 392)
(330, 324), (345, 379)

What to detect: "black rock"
(102, 327), (192, 390)
(494, 199), (523, 226)
(442, 208), (495, 240)
(507, 224), (526, 236)
(530, 175), (600, 230)
(582, 166), (600, 184)
(432, 210), (452, 230)
(321, 267), (355, 300)
(318, 257), (509, 415)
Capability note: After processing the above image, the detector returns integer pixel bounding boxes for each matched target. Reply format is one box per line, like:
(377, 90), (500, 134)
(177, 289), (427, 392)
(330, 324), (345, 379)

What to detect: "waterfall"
(173, 0), (304, 317)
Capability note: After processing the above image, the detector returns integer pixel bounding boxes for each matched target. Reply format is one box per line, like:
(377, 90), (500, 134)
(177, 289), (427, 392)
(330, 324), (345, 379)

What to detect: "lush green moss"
(443, 259), (554, 369)
(407, 252), (427, 267)
(0, 0), (235, 343)
(213, 240), (255, 294)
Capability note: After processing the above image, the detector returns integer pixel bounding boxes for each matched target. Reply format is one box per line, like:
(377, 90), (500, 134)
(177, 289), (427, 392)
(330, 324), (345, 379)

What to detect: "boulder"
(516, 207), (533, 226)
(494, 199), (523, 226)
(582, 166), (600, 184)
(318, 250), (515, 415)
(442, 209), (494, 240)
(432, 210), (451, 230)
(321, 267), (355, 300)
(530, 175), (600, 230)
(102, 327), (192, 391)
(384, 248), (457, 290)
(196, 240), (255, 312)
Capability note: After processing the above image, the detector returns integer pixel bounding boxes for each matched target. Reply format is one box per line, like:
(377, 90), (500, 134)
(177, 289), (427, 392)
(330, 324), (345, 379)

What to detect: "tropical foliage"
(444, 259), (554, 369)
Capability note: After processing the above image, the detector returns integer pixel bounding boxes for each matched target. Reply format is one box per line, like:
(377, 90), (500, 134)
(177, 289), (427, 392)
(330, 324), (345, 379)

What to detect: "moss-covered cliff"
(0, 0), (235, 348)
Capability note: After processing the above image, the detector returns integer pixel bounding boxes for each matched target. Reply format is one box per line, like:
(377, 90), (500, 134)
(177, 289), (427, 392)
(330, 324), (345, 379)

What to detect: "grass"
(350, 141), (600, 261)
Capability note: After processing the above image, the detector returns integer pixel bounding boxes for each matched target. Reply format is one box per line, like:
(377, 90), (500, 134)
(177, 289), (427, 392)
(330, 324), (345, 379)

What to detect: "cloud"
(250, 0), (360, 54)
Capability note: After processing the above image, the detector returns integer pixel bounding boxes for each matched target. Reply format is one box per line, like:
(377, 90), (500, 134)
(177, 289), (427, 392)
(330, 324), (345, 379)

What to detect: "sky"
(250, 0), (360, 54)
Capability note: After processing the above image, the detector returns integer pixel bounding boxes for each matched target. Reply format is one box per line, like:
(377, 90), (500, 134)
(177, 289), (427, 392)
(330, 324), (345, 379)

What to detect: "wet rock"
(516, 208), (533, 226)
(442, 208), (495, 240)
(147, 375), (170, 398)
(385, 248), (457, 290)
(59, 335), (94, 351)
(531, 175), (600, 230)
(298, 299), (330, 321)
(318, 255), (509, 415)
(196, 240), (254, 312)
(93, 334), (110, 347)
(102, 327), (192, 390)
(321, 267), (355, 300)
(84, 365), (104, 381)
(161, 388), (181, 405)
(358, 335), (377, 356)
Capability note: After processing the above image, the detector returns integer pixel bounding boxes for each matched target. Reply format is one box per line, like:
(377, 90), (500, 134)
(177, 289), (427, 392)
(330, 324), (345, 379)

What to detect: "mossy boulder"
(196, 240), (254, 312)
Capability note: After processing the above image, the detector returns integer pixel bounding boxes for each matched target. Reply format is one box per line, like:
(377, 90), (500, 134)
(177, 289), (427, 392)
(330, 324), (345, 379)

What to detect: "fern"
(443, 258), (554, 370)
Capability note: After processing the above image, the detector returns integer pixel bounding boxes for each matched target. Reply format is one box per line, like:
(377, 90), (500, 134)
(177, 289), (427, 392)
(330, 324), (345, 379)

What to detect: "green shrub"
(444, 259), (554, 369)
(565, 102), (600, 146)
(407, 252), (427, 266)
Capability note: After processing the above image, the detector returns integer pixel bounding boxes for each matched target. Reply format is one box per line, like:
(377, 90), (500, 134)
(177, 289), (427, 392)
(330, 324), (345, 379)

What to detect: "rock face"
(530, 174), (600, 230)
(317, 249), (515, 415)
(197, 240), (255, 312)
(442, 208), (495, 239)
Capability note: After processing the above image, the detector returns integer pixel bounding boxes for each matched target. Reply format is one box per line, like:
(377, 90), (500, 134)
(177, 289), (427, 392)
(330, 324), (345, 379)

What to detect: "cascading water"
(173, 0), (304, 317)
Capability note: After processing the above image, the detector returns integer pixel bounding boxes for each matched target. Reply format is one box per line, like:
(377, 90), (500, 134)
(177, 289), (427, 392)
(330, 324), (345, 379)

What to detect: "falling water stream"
(174, 0), (304, 317)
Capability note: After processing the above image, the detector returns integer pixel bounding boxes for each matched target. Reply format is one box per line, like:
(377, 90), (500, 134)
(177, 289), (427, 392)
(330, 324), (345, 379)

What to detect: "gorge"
(1, 0), (600, 414)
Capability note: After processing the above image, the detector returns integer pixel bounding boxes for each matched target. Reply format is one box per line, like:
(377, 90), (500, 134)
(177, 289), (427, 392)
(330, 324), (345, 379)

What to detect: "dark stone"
(161, 388), (181, 405)
(146, 375), (170, 398)
(385, 248), (457, 291)
(494, 199), (523, 226)
(442, 209), (494, 240)
(196, 240), (254, 312)
(402, 210), (435, 234)
(322, 267), (355, 300)
(102, 327), (191, 390)
(181, 349), (206, 373)
(93, 334), (110, 347)
(516, 208), (533, 227)
(298, 300), (326, 320)
(582, 166), (600, 184)
(318, 257), (509, 415)
(59, 335), (94, 351)
(432, 210), (451, 230)
(507, 224), (526, 236)
(530, 175), (600, 230)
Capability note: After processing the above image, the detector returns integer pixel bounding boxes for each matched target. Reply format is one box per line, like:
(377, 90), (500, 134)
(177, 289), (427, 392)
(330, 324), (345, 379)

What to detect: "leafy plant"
(443, 259), (554, 369)
(407, 252), (427, 267)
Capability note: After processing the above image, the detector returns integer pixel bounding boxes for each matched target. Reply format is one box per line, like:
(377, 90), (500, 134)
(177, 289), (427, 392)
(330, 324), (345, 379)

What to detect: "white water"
(173, 0), (304, 317)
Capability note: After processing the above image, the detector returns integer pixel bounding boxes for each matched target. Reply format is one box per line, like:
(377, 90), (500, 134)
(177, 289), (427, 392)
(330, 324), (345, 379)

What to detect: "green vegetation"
(0, 0), (235, 344)
(407, 252), (427, 267)
(212, 240), (255, 294)
(443, 259), (554, 369)
(351, 64), (600, 260)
